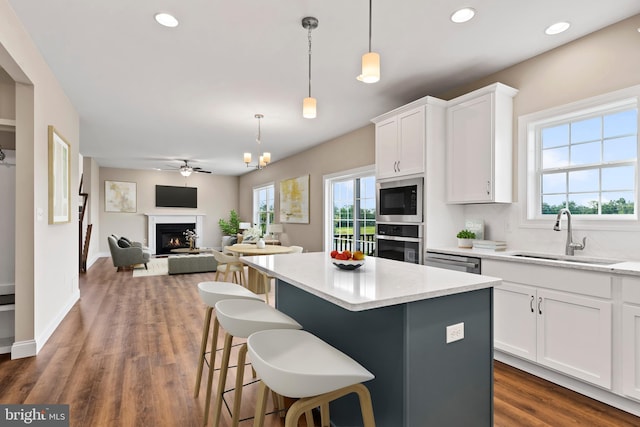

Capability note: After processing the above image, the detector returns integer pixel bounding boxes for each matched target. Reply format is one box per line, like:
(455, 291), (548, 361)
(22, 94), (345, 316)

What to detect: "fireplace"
(156, 223), (196, 255)
(145, 214), (205, 255)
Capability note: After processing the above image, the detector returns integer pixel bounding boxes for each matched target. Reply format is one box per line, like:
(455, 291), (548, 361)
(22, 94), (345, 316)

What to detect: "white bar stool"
(212, 299), (302, 427)
(247, 329), (376, 427)
(194, 281), (263, 425)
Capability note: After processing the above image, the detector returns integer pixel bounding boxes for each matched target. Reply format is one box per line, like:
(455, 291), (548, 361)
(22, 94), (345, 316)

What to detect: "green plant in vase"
(456, 229), (476, 248)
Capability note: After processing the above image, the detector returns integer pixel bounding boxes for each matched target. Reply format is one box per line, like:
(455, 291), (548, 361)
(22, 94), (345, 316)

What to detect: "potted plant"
(456, 229), (476, 248)
(218, 209), (240, 247)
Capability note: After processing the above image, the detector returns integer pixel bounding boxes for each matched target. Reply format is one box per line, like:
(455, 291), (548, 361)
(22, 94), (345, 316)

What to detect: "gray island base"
(276, 280), (493, 427)
(240, 253), (500, 427)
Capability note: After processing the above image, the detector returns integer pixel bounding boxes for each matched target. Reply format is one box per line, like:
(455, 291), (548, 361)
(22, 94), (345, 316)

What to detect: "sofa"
(107, 235), (151, 271)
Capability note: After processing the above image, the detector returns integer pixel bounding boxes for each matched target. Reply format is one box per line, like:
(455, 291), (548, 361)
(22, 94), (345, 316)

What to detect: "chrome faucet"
(553, 208), (586, 256)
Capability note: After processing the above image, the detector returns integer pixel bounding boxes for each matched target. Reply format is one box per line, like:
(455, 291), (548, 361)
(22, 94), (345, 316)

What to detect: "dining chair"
(211, 249), (247, 286)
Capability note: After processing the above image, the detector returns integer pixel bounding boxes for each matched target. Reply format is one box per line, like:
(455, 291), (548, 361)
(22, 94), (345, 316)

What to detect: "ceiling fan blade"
(195, 169), (212, 174)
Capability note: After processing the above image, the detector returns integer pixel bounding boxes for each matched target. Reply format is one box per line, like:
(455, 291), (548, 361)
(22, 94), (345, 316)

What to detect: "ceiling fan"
(169, 160), (212, 177)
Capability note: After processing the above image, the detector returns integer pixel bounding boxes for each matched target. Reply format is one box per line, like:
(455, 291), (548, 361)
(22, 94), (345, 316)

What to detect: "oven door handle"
(425, 258), (479, 269)
(375, 235), (422, 243)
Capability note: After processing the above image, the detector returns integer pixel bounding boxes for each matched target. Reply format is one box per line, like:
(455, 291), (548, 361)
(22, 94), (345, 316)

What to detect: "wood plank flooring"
(0, 257), (639, 426)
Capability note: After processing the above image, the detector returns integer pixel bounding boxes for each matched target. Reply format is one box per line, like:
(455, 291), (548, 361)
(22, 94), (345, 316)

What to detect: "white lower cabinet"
(536, 288), (611, 388)
(487, 260), (613, 389)
(494, 283), (536, 360)
(622, 303), (640, 400)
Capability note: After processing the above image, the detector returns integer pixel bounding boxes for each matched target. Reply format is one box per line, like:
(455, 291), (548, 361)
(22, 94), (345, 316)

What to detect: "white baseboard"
(11, 339), (36, 359)
(85, 253), (102, 270)
(35, 288), (80, 354)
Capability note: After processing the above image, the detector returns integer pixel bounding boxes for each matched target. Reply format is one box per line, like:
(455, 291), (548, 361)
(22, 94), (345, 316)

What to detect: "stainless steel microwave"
(376, 177), (423, 223)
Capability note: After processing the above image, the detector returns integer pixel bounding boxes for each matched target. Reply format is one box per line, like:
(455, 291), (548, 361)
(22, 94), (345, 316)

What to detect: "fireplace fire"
(156, 223), (196, 255)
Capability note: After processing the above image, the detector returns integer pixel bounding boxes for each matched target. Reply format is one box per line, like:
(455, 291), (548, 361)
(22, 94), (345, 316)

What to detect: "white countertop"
(240, 252), (501, 311)
(427, 247), (640, 276)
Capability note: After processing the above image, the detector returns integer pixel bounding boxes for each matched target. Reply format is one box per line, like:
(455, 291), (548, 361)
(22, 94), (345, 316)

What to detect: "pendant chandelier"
(357, 0), (380, 83)
(302, 17), (319, 119)
(243, 114), (271, 170)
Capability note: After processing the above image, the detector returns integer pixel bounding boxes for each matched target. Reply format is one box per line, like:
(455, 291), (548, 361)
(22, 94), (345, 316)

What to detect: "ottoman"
(168, 254), (218, 275)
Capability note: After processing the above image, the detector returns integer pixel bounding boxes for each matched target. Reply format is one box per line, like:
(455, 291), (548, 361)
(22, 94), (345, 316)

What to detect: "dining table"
(225, 243), (293, 294)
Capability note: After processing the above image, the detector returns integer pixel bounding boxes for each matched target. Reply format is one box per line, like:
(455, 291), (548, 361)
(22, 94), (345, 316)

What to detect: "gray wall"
(98, 167), (239, 255)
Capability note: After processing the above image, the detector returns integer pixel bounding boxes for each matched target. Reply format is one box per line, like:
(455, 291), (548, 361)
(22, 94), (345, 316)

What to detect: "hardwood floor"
(1, 257), (639, 426)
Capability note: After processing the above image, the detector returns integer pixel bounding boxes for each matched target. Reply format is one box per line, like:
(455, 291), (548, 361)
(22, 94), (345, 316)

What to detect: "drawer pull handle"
(538, 297), (543, 315)
(530, 295), (534, 313)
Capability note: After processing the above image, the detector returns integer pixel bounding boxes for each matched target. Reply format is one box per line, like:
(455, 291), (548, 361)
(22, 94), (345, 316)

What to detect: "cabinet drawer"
(483, 259), (611, 299)
(622, 276), (640, 304)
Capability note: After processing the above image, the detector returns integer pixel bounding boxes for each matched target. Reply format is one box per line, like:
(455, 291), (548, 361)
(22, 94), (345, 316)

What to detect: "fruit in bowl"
(330, 250), (365, 270)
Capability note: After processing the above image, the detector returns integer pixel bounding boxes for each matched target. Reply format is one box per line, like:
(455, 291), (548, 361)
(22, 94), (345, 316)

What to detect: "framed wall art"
(105, 180), (137, 213)
(48, 126), (71, 224)
(279, 174), (309, 223)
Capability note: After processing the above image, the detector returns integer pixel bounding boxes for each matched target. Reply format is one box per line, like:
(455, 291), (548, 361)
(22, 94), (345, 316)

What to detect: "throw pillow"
(117, 237), (131, 248)
(121, 236), (132, 244)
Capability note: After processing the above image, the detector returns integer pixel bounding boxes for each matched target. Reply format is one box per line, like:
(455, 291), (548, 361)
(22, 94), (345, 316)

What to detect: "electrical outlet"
(446, 322), (464, 344)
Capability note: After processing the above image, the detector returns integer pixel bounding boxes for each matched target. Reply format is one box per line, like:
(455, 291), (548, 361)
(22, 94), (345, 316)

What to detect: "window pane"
(602, 166), (635, 191)
(568, 193), (599, 214)
(542, 194), (566, 214)
(604, 109), (637, 138)
(601, 192), (635, 214)
(542, 124), (569, 148)
(542, 146), (569, 169)
(568, 169), (598, 192)
(571, 117), (601, 143)
(542, 172), (566, 194)
(570, 141), (600, 165)
(603, 135), (637, 162)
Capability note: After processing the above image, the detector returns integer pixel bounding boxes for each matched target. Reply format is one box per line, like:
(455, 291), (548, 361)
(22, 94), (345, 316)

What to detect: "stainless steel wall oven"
(376, 223), (423, 264)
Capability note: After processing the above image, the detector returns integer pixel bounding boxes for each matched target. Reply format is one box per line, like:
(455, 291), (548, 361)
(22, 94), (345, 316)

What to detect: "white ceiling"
(7, 1), (640, 175)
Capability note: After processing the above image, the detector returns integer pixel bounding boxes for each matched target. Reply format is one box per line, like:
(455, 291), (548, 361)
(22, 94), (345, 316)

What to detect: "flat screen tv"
(155, 185), (197, 208)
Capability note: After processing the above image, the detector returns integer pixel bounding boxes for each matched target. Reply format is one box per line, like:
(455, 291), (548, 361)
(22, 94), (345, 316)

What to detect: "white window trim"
(323, 165), (375, 252)
(518, 84), (640, 231)
(252, 182), (275, 228)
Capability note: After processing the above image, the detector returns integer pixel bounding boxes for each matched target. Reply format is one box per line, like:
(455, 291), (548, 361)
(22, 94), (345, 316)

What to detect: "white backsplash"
(462, 203), (637, 261)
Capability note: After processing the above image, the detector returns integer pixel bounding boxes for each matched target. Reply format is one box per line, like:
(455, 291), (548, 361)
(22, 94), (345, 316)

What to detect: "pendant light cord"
(307, 27), (313, 98)
(368, 0), (372, 53)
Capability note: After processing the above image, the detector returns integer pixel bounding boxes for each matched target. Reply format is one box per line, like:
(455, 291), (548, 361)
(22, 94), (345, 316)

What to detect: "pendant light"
(244, 114), (271, 170)
(357, 0), (380, 83)
(302, 17), (318, 119)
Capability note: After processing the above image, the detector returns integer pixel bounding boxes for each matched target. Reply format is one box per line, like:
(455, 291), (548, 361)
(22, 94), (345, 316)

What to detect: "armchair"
(107, 235), (151, 271)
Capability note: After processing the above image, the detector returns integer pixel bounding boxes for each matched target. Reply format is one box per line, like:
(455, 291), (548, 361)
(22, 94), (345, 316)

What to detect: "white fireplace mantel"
(145, 213), (205, 255)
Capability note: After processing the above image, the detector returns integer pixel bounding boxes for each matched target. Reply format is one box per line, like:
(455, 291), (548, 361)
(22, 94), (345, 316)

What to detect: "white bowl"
(331, 259), (365, 270)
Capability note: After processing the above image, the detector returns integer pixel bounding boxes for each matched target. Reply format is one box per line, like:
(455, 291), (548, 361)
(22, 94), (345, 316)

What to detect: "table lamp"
(266, 224), (283, 240)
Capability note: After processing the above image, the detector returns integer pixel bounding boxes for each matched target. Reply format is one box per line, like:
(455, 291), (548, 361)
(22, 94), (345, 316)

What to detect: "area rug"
(132, 257), (168, 277)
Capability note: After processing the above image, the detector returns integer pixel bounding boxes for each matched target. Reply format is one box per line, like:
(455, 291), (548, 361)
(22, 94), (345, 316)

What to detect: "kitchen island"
(241, 252), (501, 427)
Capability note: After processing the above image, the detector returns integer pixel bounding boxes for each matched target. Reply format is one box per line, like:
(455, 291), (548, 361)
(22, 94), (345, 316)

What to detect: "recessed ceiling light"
(154, 12), (179, 28)
(545, 21), (570, 35)
(451, 7), (476, 24)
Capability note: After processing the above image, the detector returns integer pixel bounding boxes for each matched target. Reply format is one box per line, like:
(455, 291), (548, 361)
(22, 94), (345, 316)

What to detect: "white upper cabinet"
(373, 95), (449, 181)
(446, 83), (518, 203)
(374, 105), (426, 179)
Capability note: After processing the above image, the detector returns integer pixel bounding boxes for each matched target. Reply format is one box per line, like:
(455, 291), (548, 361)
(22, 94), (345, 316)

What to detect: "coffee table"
(170, 247), (214, 255)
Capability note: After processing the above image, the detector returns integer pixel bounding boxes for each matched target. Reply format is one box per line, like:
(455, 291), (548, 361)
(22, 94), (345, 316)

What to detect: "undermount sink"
(509, 252), (622, 266)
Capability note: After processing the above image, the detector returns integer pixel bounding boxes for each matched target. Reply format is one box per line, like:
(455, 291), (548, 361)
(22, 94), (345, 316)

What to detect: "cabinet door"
(494, 282), (536, 361)
(537, 289), (612, 389)
(447, 93), (493, 203)
(375, 117), (399, 179)
(623, 303), (640, 400)
(396, 106), (425, 177)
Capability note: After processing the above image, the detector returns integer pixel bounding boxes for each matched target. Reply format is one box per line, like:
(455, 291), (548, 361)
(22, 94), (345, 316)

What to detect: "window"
(253, 184), (274, 235)
(522, 86), (639, 224)
(324, 167), (376, 255)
